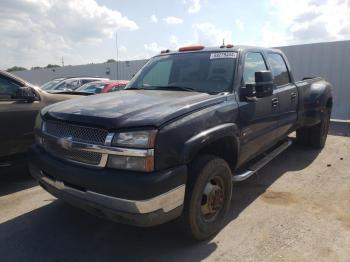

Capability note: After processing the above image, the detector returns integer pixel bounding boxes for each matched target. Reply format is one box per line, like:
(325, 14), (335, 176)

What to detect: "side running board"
(232, 139), (292, 182)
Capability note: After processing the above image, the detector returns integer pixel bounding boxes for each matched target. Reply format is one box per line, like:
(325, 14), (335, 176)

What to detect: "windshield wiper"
(152, 85), (196, 92)
(125, 85), (195, 92)
(126, 85), (220, 94)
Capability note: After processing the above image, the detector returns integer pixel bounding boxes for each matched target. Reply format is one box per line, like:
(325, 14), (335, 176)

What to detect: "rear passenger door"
(266, 52), (298, 139)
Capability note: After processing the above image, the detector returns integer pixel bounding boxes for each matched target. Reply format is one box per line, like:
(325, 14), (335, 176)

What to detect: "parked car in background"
(0, 70), (91, 166)
(41, 77), (109, 93)
(40, 77), (66, 90)
(76, 80), (129, 94)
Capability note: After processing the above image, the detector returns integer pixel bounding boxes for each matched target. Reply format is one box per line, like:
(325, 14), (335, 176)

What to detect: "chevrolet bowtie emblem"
(57, 136), (73, 150)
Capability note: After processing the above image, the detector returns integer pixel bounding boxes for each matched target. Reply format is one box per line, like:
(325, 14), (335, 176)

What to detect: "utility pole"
(116, 32), (119, 79)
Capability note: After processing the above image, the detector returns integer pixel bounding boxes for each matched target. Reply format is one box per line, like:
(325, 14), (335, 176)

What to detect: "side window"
(81, 79), (93, 85)
(0, 76), (21, 98)
(57, 80), (80, 90)
(142, 59), (172, 86)
(68, 80), (81, 89)
(243, 52), (268, 84)
(267, 53), (290, 86)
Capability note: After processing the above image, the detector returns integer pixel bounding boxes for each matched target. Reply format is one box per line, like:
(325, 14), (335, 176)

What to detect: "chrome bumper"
(33, 167), (185, 214)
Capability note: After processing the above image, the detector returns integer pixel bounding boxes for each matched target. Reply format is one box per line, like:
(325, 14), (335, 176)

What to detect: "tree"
(31, 66), (42, 70)
(6, 66), (27, 72)
(106, 59), (117, 63)
(45, 64), (61, 68)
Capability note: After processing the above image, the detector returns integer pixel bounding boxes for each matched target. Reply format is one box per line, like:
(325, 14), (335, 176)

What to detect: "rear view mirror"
(13, 86), (39, 102)
(255, 71), (274, 98)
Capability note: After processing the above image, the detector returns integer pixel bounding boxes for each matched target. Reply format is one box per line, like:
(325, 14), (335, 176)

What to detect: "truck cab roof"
(156, 45), (283, 57)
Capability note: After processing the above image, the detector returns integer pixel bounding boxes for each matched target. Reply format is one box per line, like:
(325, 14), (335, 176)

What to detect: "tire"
(181, 154), (232, 240)
(296, 108), (331, 148)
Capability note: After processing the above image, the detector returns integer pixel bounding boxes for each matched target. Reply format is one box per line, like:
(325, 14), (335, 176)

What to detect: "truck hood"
(43, 90), (226, 129)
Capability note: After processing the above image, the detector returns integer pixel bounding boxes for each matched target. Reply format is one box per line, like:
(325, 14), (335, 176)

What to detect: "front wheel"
(181, 155), (232, 240)
(296, 108), (331, 148)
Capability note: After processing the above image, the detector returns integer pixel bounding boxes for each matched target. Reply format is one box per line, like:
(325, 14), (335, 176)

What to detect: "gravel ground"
(0, 124), (349, 262)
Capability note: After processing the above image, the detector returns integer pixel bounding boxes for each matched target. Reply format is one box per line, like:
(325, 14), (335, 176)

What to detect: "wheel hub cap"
(201, 180), (225, 219)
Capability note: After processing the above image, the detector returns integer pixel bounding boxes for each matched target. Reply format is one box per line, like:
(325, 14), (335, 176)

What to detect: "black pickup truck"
(29, 45), (333, 240)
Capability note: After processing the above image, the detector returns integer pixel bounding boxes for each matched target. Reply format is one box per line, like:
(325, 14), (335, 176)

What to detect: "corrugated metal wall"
(13, 41), (350, 119)
(14, 60), (148, 86)
(278, 41), (350, 120)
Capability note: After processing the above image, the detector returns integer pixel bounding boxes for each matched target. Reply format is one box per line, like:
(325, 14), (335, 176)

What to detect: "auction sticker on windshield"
(210, 52), (237, 59)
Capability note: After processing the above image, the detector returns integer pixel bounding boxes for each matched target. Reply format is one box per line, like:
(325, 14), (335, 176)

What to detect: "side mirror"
(241, 71), (274, 101)
(255, 71), (274, 98)
(13, 86), (39, 102)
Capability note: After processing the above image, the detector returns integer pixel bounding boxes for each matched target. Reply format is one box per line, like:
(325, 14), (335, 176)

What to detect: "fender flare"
(181, 123), (240, 164)
(300, 81), (333, 126)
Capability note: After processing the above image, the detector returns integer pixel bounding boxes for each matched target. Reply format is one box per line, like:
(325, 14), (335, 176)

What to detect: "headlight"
(108, 130), (157, 172)
(107, 155), (154, 172)
(112, 130), (157, 148)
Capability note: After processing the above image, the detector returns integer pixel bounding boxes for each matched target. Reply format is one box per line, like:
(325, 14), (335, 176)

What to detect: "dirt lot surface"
(1, 124), (349, 262)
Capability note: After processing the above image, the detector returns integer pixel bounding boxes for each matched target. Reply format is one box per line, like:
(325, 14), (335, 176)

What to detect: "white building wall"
(278, 40), (350, 120)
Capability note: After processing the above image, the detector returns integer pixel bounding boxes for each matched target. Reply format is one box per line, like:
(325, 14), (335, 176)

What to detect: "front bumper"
(29, 145), (187, 226)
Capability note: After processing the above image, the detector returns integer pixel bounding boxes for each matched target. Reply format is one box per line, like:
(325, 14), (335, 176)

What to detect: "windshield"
(76, 82), (108, 93)
(41, 79), (64, 90)
(54, 79), (81, 91)
(127, 51), (237, 93)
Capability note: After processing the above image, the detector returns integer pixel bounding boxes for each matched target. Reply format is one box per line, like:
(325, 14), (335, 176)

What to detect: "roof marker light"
(179, 45), (204, 52)
(226, 44), (234, 48)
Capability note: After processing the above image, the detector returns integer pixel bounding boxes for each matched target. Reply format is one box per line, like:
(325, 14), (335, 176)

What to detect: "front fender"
(182, 123), (240, 163)
(154, 96), (239, 170)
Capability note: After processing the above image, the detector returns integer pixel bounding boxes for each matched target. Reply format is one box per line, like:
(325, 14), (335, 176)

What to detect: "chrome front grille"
(42, 120), (109, 167)
(44, 120), (108, 145)
(43, 138), (103, 165)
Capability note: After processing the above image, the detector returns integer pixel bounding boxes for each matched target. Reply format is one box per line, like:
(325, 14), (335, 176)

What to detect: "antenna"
(222, 38), (225, 46)
(61, 56), (64, 67)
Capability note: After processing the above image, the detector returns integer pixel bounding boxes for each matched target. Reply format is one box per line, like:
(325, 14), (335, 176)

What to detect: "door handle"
(272, 98), (279, 107)
(291, 93), (297, 99)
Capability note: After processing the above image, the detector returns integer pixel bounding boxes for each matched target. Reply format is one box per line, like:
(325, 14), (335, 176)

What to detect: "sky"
(1, 0), (350, 69)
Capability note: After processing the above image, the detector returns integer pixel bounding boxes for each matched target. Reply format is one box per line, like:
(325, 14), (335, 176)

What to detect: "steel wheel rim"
(200, 176), (225, 222)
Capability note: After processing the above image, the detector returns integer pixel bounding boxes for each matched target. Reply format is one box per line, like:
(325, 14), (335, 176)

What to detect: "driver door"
(237, 51), (279, 165)
(0, 75), (41, 157)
